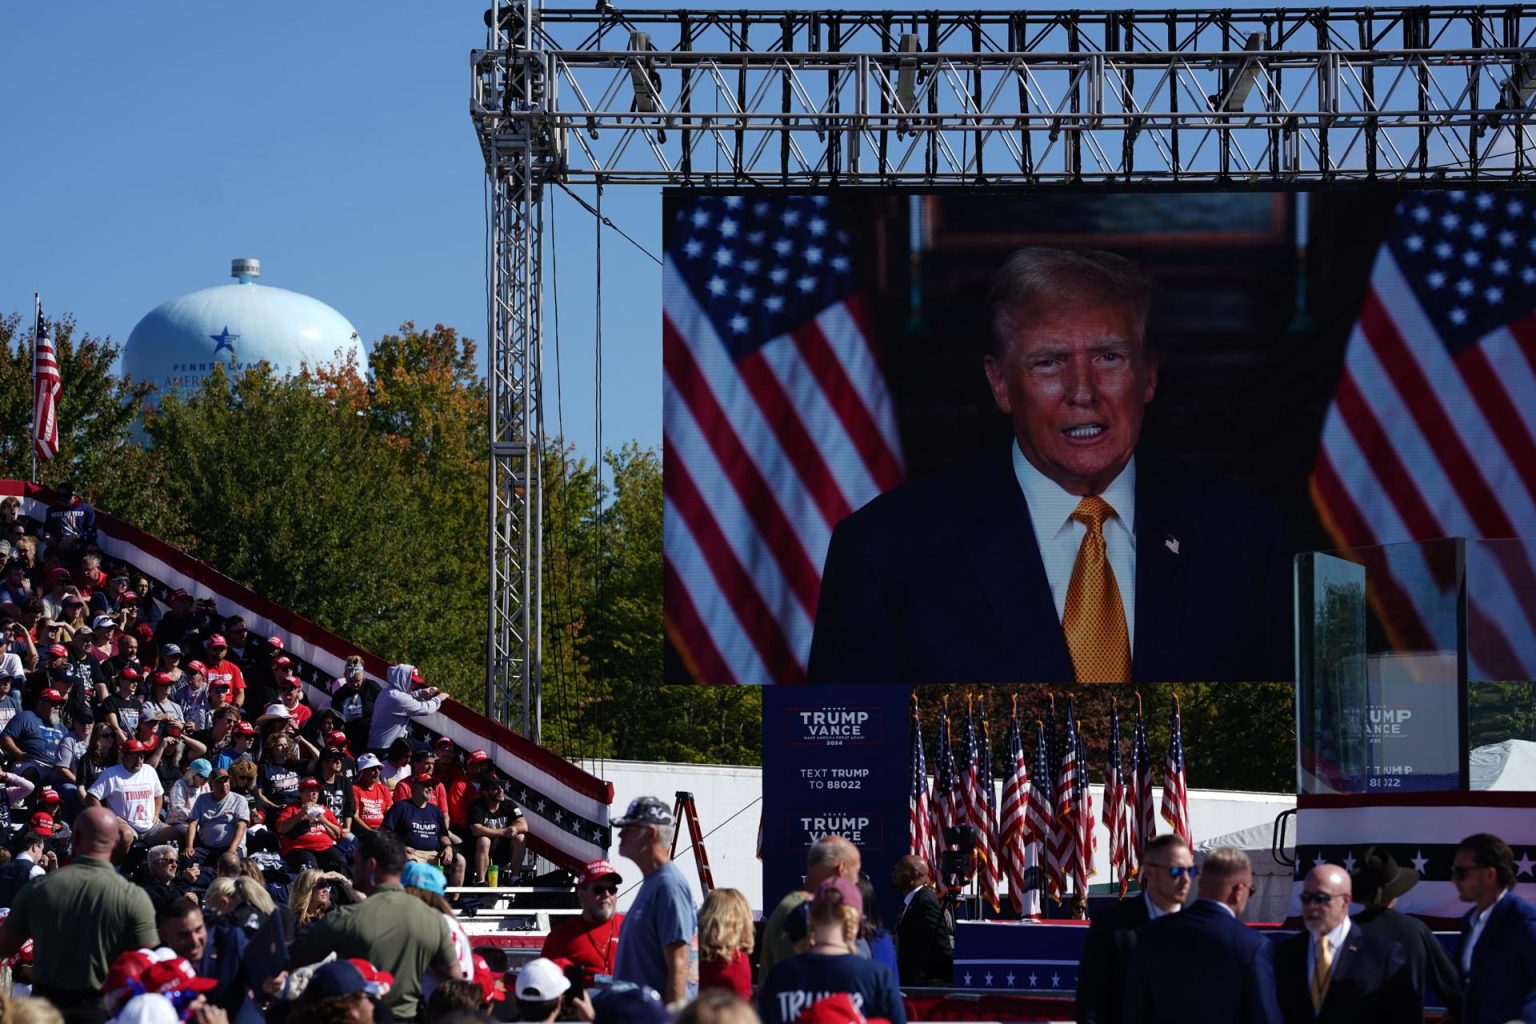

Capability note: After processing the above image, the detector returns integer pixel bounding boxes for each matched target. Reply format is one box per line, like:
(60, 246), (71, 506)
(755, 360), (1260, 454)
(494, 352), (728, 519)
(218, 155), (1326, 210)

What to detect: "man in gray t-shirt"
(185, 767), (250, 857)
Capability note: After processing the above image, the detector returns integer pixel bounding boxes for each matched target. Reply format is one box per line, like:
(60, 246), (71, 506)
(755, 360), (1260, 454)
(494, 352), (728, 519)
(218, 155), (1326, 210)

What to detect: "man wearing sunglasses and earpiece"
(1078, 834), (1192, 1024)
(1125, 847), (1282, 1024)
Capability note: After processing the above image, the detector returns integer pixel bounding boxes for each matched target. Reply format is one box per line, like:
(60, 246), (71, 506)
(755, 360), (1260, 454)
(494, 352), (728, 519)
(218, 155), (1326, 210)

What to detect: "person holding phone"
(275, 777), (348, 875)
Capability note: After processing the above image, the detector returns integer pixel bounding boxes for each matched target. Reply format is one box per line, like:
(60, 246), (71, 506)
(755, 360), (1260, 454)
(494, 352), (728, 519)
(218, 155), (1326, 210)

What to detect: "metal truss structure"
(471, 1), (1536, 730)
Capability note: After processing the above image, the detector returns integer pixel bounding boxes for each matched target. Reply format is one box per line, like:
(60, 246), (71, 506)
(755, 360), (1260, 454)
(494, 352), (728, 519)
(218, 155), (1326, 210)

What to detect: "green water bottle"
(487, 864), (499, 887)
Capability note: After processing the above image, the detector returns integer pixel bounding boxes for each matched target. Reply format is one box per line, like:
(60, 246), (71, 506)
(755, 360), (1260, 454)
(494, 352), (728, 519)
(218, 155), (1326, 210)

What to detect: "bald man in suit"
(1274, 864), (1414, 1024)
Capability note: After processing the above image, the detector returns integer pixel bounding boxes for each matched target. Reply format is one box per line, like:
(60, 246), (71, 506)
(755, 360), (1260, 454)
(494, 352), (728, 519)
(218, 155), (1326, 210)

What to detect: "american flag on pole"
(962, 698), (1000, 911)
(662, 194), (905, 684)
(1026, 718), (1056, 901)
(1311, 189), (1536, 681)
(909, 696), (934, 877)
(1071, 716), (1096, 894)
(1128, 698), (1157, 875)
(980, 713), (1004, 909)
(1103, 701), (1129, 896)
(1049, 701), (1078, 898)
(998, 700), (1040, 916)
(1161, 697), (1192, 845)
(933, 700), (966, 881)
(33, 298), (60, 463)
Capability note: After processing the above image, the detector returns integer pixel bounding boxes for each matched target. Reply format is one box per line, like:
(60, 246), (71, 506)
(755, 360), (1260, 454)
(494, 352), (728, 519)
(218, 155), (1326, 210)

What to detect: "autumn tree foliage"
(0, 313), (760, 764)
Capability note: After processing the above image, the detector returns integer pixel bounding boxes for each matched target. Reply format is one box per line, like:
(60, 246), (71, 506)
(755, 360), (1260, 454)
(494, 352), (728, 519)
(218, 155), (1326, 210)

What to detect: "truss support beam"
(471, 4), (1536, 726)
(483, 0), (549, 739)
(474, 5), (1536, 186)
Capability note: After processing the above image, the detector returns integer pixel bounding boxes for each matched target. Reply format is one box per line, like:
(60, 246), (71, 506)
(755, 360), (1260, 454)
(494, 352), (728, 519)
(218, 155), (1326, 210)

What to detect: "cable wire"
(556, 183), (662, 266)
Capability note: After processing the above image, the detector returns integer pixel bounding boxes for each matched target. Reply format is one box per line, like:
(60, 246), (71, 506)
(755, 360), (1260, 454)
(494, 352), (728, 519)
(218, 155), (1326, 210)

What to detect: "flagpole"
(31, 294), (39, 484)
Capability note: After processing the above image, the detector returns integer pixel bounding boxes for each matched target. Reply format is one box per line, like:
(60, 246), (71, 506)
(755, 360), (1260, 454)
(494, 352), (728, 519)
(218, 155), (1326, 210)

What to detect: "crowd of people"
(3, 488), (1532, 1024)
(0, 488), (906, 1024)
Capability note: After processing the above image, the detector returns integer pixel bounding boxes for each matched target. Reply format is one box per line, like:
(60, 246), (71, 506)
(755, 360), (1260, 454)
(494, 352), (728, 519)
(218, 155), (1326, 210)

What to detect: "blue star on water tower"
(123, 258), (368, 403)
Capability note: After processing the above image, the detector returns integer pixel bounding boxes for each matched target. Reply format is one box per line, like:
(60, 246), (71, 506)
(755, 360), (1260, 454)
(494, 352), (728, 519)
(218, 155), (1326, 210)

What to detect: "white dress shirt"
(1011, 443), (1137, 650)
(1144, 890), (1180, 920)
(1463, 888), (1512, 973)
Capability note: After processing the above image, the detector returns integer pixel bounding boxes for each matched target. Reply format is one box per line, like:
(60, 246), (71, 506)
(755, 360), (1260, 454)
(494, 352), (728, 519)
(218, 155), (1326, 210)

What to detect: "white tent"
(1469, 739), (1536, 790)
(1193, 817), (1294, 923)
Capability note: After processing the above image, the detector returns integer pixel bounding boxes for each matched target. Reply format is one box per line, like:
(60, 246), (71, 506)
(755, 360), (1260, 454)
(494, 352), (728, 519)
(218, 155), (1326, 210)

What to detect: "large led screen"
(663, 190), (1536, 685)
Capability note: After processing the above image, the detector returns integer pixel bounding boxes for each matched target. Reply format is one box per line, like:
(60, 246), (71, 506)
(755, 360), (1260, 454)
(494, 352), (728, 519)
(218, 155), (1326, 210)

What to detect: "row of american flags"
(909, 693), (1191, 915)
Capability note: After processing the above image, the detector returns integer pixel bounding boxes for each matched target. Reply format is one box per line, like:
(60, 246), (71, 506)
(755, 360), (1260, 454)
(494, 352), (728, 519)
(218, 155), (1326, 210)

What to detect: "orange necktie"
(1061, 495), (1132, 683)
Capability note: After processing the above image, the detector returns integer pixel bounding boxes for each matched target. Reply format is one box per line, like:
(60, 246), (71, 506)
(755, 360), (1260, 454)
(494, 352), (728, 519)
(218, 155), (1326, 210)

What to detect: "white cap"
(259, 703), (291, 719)
(111, 993), (179, 1024)
(515, 958), (571, 1001)
(356, 753), (382, 771)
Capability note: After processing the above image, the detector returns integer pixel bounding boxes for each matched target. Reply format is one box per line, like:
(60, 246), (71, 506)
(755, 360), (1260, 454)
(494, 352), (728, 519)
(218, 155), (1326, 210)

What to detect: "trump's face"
(984, 302), (1156, 497)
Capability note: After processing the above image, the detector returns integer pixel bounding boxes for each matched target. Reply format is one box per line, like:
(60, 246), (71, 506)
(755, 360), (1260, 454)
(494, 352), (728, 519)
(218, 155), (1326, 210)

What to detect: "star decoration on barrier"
(1006, 973), (1016, 987)
(1342, 851), (1357, 873)
(1312, 852), (1328, 868)
(1412, 850), (1429, 874)
(1051, 973), (1061, 988)
(1517, 851), (1535, 878)
(984, 972), (993, 986)
(962, 973), (973, 986)
(1028, 972), (1038, 987)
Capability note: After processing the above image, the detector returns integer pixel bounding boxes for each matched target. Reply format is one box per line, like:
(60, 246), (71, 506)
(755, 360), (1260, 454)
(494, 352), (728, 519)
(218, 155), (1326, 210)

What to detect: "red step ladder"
(670, 791), (716, 894)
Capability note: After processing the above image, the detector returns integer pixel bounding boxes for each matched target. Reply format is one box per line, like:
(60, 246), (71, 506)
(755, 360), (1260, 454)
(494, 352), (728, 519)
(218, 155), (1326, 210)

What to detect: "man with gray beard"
(541, 859), (625, 984)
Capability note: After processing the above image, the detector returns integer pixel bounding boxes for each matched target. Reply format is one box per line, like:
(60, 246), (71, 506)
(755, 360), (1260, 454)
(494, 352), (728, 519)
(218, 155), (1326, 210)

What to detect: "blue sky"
(3, 3), (662, 462)
(4, 0), (1318, 465)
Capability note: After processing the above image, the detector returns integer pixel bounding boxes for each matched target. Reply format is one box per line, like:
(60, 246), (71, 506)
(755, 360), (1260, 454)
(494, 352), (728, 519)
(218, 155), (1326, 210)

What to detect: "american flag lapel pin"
(1164, 535), (1180, 555)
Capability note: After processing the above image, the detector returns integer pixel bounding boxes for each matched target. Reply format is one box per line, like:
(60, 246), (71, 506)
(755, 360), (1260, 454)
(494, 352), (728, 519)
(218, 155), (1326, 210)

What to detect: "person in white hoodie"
(366, 664), (444, 754)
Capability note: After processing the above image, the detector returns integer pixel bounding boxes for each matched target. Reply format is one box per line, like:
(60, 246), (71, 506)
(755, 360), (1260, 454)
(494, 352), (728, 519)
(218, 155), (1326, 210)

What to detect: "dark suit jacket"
(1274, 925), (1416, 1024)
(806, 447), (1291, 683)
(1353, 906), (1463, 1020)
(1126, 900), (1282, 1024)
(1460, 891), (1536, 1024)
(894, 885), (952, 986)
(1077, 895), (1150, 1024)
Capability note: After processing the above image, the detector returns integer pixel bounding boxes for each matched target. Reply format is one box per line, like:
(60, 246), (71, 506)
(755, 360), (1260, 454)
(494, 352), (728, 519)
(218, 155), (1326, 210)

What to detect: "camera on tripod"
(938, 824), (981, 892)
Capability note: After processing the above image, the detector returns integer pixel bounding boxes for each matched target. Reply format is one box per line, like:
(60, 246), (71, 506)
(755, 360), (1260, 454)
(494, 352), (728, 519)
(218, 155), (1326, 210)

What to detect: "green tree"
(541, 441), (762, 765)
(0, 312), (160, 516)
(142, 364), (420, 660)
(343, 322), (491, 700)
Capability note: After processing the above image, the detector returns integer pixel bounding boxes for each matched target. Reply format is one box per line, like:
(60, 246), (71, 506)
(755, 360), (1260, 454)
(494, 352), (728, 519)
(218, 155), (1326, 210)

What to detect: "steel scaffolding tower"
(471, 1), (1536, 728)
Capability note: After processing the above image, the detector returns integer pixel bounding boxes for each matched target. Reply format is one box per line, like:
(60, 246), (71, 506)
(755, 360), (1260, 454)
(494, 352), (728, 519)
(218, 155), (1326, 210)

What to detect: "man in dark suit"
(1077, 835), (1193, 1024)
(1126, 847), (1281, 1024)
(891, 855), (952, 986)
(1274, 864), (1415, 1024)
(807, 247), (1290, 684)
(1350, 846), (1464, 1020)
(1453, 832), (1536, 1024)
